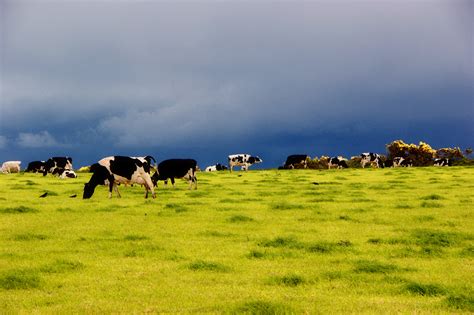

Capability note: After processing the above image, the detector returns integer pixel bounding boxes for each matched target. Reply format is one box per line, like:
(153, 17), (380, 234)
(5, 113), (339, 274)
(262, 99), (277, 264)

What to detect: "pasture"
(0, 167), (473, 313)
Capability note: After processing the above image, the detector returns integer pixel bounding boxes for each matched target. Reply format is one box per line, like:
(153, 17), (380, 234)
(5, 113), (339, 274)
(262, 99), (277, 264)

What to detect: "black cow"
(283, 155), (309, 169)
(43, 157), (73, 176)
(83, 156), (156, 199)
(151, 159), (197, 190)
(434, 158), (451, 167)
(26, 161), (45, 173)
(328, 156), (348, 169)
(384, 159), (394, 168)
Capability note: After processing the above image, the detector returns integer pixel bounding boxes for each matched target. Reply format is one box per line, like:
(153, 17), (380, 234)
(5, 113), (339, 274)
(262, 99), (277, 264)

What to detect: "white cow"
(1, 161), (21, 174)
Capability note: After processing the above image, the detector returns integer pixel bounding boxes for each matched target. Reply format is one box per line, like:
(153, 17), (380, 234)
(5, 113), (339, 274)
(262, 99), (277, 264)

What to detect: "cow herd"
(1, 152), (453, 200)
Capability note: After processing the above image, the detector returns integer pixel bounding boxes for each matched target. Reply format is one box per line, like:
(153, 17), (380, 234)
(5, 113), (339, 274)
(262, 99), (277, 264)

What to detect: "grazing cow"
(360, 153), (383, 168)
(328, 156), (348, 169)
(43, 157), (73, 176)
(434, 158), (451, 167)
(151, 159), (198, 189)
(228, 154), (262, 172)
(283, 155), (309, 169)
(83, 156), (156, 199)
(26, 161), (46, 173)
(1, 161), (21, 173)
(205, 163), (228, 172)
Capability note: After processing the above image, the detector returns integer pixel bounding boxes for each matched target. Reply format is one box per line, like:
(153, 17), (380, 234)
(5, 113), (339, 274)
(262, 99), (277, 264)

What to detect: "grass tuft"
(124, 234), (150, 241)
(13, 233), (47, 241)
(0, 269), (42, 290)
(404, 282), (445, 296)
(269, 201), (304, 210)
(420, 201), (444, 208)
(420, 194), (445, 200)
(228, 215), (254, 223)
(188, 260), (229, 272)
(267, 274), (305, 287)
(230, 300), (295, 314)
(1, 206), (38, 214)
(354, 260), (399, 274)
(444, 294), (474, 312)
(412, 229), (470, 247)
(259, 236), (300, 249)
(40, 259), (84, 273)
(165, 203), (188, 213)
(246, 250), (267, 259)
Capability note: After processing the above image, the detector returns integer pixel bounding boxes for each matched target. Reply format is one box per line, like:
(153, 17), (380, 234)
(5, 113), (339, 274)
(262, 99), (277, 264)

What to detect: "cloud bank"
(1, 0), (472, 166)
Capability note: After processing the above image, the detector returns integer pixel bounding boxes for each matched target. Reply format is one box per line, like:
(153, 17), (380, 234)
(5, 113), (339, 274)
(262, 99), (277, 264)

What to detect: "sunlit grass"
(0, 167), (472, 313)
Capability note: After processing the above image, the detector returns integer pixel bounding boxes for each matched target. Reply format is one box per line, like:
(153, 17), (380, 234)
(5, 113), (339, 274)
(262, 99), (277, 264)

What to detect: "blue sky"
(1, 0), (472, 168)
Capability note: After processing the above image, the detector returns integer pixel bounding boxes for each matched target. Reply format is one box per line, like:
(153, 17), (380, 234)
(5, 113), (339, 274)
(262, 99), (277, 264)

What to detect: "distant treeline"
(302, 140), (473, 169)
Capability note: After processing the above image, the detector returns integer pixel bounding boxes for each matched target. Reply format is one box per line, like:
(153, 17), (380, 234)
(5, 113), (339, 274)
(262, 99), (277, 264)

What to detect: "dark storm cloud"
(1, 0), (472, 166)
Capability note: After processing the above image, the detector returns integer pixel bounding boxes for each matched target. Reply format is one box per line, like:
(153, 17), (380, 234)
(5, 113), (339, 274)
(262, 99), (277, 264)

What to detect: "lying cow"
(228, 154), (262, 172)
(399, 158), (413, 167)
(26, 161), (45, 173)
(360, 153), (383, 168)
(52, 168), (77, 179)
(1, 161), (21, 173)
(434, 158), (451, 167)
(83, 156), (156, 199)
(43, 157), (73, 176)
(283, 154), (309, 169)
(151, 159), (198, 190)
(328, 156), (348, 169)
(205, 163), (228, 172)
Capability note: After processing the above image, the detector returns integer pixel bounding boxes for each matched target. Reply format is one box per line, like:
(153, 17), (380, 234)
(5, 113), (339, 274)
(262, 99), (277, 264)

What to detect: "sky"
(1, 0), (473, 169)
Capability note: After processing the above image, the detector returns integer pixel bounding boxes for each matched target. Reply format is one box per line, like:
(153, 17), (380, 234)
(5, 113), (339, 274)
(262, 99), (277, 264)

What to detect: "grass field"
(0, 167), (473, 313)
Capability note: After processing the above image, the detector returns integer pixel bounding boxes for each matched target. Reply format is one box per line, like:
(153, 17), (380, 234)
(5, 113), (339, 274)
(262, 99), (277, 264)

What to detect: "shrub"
(386, 140), (436, 166)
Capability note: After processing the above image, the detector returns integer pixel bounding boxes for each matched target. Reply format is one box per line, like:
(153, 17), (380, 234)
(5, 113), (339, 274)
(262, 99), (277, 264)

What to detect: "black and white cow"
(328, 156), (348, 169)
(52, 168), (77, 178)
(83, 156), (156, 199)
(43, 157), (73, 176)
(399, 158), (413, 167)
(1, 161), (21, 173)
(151, 159), (197, 189)
(228, 154), (262, 172)
(434, 158), (451, 167)
(393, 157), (405, 167)
(205, 163), (228, 172)
(283, 155), (309, 169)
(26, 161), (46, 173)
(360, 153), (383, 168)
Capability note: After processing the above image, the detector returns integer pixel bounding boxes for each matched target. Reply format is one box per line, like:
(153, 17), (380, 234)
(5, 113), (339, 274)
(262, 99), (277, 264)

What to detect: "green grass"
(0, 167), (473, 313)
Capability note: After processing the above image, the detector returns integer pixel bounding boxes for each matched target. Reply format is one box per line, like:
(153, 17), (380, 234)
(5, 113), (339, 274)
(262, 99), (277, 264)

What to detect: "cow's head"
(83, 182), (95, 199)
(151, 172), (160, 187)
(250, 156), (262, 164)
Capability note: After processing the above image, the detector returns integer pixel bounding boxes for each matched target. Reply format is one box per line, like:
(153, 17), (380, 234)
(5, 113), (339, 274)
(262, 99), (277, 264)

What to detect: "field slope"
(0, 167), (473, 313)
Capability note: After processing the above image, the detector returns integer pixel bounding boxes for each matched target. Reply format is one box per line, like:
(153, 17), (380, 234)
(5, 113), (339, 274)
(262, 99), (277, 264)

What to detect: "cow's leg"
(193, 175), (197, 190)
(143, 176), (155, 199)
(108, 182), (114, 198)
(114, 184), (121, 198)
(171, 178), (175, 187)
